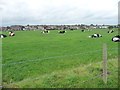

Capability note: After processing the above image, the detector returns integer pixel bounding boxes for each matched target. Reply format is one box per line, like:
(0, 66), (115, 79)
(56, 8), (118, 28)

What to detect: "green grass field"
(2, 29), (118, 88)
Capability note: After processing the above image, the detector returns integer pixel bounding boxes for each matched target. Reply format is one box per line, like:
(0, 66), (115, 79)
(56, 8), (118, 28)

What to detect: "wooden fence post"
(103, 43), (107, 84)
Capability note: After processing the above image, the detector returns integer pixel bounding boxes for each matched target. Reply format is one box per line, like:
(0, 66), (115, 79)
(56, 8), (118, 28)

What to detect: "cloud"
(0, 0), (119, 26)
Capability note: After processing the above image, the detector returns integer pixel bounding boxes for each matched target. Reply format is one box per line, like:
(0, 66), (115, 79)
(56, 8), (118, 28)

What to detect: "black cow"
(0, 34), (7, 38)
(59, 30), (66, 34)
(89, 33), (102, 38)
(112, 35), (120, 42)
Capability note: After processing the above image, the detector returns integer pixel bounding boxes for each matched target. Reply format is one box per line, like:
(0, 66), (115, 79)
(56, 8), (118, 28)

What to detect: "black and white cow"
(9, 31), (15, 36)
(108, 30), (114, 33)
(59, 30), (66, 34)
(42, 30), (49, 34)
(0, 34), (7, 38)
(112, 35), (120, 42)
(89, 33), (102, 38)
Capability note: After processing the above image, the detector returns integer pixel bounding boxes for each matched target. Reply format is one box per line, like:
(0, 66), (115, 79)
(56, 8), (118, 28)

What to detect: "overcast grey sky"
(0, 0), (119, 26)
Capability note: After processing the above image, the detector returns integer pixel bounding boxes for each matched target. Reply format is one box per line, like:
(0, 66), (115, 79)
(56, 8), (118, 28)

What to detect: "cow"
(0, 34), (7, 38)
(59, 30), (66, 34)
(9, 31), (15, 36)
(112, 35), (120, 42)
(81, 29), (85, 32)
(108, 30), (114, 33)
(89, 33), (102, 38)
(42, 30), (49, 34)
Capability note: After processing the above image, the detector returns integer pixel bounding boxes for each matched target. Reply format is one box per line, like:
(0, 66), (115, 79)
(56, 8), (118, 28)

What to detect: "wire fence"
(1, 47), (118, 87)
(2, 49), (102, 66)
(7, 58), (116, 87)
(2, 48), (118, 66)
(79, 59), (118, 85)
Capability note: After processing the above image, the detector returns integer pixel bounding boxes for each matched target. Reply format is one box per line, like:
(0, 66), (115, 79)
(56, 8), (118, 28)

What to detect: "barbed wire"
(81, 59), (118, 85)
(2, 57), (118, 87)
(2, 48), (118, 66)
(2, 49), (103, 66)
(8, 59), (117, 86)
(74, 59), (117, 85)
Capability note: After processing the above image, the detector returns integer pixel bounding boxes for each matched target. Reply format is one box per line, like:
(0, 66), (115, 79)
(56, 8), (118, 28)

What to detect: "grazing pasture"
(2, 29), (118, 88)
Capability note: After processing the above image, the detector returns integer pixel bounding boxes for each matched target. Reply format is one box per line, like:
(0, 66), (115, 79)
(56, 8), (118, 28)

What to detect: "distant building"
(10, 25), (24, 31)
(1, 24), (117, 31)
(98, 25), (109, 29)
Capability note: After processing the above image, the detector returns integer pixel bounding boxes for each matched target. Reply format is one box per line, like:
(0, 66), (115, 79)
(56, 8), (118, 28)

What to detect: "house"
(10, 25), (24, 31)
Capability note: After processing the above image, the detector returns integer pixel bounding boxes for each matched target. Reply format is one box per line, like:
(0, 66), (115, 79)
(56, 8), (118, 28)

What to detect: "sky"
(0, 0), (119, 26)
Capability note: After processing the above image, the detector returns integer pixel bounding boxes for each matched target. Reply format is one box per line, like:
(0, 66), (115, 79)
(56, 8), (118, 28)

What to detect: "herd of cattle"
(0, 31), (15, 38)
(0, 30), (120, 42)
